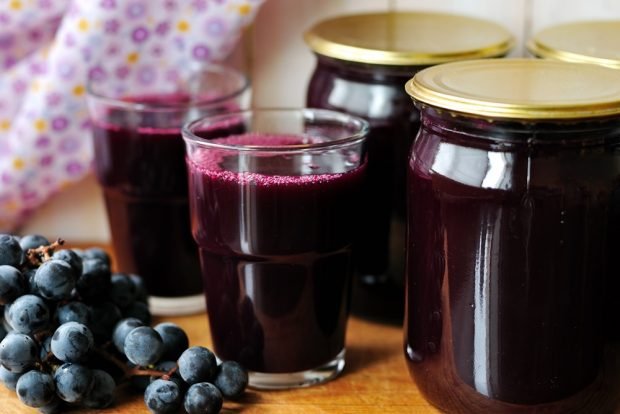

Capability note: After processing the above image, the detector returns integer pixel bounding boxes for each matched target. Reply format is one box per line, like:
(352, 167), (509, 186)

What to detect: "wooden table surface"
(2, 241), (619, 413)
(0, 312), (440, 413)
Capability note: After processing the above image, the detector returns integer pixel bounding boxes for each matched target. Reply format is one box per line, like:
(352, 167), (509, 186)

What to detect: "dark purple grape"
(15, 370), (55, 408)
(81, 369), (115, 408)
(109, 273), (137, 308)
(178, 346), (217, 385)
(50, 322), (94, 363)
(154, 322), (188, 361)
(0, 234), (23, 267)
(34, 260), (75, 301)
(0, 265), (26, 304)
(112, 318), (143, 354)
(76, 258), (111, 303)
(213, 360), (248, 399)
(184, 382), (222, 414)
(80, 248), (111, 268)
(89, 301), (122, 344)
(18, 235), (49, 251)
(56, 301), (91, 325)
(0, 365), (22, 390)
(129, 274), (148, 304)
(144, 378), (182, 413)
(124, 326), (164, 367)
(0, 333), (38, 373)
(53, 362), (94, 403)
(37, 396), (63, 414)
(122, 301), (151, 325)
(51, 249), (83, 277)
(5, 294), (50, 335)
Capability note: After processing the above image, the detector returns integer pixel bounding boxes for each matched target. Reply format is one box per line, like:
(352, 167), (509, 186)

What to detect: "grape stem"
(127, 366), (177, 381)
(25, 238), (65, 266)
(92, 346), (178, 381)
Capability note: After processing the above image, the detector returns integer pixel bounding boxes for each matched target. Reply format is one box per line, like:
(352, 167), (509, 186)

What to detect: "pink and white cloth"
(0, 0), (263, 232)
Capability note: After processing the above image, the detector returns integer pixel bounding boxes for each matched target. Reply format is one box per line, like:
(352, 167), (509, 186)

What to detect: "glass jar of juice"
(527, 20), (620, 69)
(304, 12), (513, 322)
(404, 58), (620, 413)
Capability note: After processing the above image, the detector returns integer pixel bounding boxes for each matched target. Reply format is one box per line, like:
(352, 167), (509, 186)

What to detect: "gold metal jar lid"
(527, 21), (620, 69)
(405, 58), (620, 120)
(304, 12), (514, 66)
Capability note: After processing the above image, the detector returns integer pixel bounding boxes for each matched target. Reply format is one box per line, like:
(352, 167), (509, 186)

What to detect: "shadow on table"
(343, 342), (398, 377)
(222, 390), (262, 412)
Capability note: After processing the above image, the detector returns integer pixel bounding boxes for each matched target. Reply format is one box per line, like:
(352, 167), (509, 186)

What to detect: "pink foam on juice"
(189, 132), (353, 185)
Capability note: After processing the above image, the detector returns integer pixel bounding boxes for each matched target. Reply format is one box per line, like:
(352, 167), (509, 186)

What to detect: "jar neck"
(315, 54), (423, 82)
(420, 106), (620, 147)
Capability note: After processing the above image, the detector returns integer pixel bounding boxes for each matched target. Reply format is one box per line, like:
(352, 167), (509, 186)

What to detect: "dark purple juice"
(187, 133), (365, 373)
(92, 94), (203, 298)
(405, 115), (620, 412)
(307, 56), (420, 322)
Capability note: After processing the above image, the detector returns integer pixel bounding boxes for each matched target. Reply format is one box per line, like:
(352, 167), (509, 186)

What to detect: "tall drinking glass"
(87, 64), (250, 315)
(183, 108), (368, 389)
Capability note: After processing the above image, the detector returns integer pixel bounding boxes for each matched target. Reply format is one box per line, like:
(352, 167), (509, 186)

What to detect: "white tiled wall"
(20, 0), (620, 241)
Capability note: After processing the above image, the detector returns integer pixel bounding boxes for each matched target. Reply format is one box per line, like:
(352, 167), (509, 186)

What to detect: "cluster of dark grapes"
(0, 234), (248, 414)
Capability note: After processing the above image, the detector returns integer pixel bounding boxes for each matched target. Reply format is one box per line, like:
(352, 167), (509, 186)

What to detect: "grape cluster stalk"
(0, 234), (248, 413)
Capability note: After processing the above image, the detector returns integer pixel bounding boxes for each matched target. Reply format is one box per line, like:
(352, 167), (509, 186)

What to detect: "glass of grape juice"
(182, 108), (369, 389)
(86, 64), (250, 316)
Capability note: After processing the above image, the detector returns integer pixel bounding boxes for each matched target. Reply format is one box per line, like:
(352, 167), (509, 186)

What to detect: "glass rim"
(182, 108), (370, 152)
(85, 63), (250, 113)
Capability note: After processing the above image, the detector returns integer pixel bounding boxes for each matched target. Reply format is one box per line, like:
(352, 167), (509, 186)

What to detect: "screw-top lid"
(527, 20), (620, 69)
(405, 58), (620, 120)
(304, 12), (514, 66)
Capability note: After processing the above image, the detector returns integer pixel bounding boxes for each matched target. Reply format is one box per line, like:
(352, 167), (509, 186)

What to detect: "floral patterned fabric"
(0, 0), (263, 231)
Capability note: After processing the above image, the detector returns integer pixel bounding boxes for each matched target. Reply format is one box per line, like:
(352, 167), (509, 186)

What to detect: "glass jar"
(304, 12), (513, 322)
(404, 59), (620, 413)
(528, 20), (620, 69)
